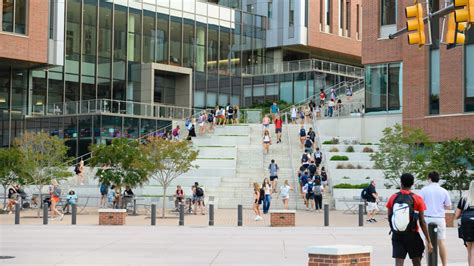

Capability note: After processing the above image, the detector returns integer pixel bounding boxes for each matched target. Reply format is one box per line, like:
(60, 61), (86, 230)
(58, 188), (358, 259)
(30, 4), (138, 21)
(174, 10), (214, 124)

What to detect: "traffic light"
(454, 0), (474, 23)
(406, 3), (426, 46)
(445, 12), (467, 45)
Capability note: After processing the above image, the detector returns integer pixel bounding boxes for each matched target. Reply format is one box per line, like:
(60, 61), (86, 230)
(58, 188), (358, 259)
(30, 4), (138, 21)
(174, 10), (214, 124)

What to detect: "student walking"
(364, 180), (379, 223)
(262, 178), (272, 214)
(313, 178), (324, 212)
(386, 173), (433, 266)
(274, 115), (283, 143)
(270, 102), (279, 119)
(268, 159), (279, 192)
(253, 182), (263, 221)
(75, 159), (85, 185)
(304, 136), (314, 153)
(291, 105), (297, 124)
(6, 186), (18, 214)
(262, 129), (272, 154)
(303, 178), (315, 211)
(172, 125), (180, 140)
(419, 171), (452, 266)
(50, 179), (64, 221)
(99, 181), (109, 208)
(455, 180), (474, 266)
(262, 115), (270, 130)
(299, 126), (306, 149)
(280, 180), (293, 210)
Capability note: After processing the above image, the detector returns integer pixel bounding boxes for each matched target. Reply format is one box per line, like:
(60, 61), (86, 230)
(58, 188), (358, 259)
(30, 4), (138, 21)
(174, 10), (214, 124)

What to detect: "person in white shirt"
(419, 171), (452, 266)
(280, 180), (293, 210)
(290, 105), (297, 124)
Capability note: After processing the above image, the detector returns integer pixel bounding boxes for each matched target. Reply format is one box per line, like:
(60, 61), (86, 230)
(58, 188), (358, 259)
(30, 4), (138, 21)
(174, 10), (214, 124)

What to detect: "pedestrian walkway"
(0, 225), (466, 265)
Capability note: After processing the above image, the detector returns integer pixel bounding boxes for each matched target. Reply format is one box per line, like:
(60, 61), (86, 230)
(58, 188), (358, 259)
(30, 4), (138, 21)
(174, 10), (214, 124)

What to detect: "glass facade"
(365, 63), (402, 113)
(2, 0), (27, 34)
(466, 44), (474, 112)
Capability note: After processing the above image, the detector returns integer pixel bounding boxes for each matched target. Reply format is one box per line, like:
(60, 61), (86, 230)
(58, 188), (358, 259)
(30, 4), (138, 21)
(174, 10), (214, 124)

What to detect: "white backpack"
(391, 193), (415, 233)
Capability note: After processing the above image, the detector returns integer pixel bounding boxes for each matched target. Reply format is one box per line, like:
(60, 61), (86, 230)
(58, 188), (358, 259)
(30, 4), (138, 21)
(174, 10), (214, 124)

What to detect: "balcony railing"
(242, 59), (365, 78)
(30, 99), (200, 120)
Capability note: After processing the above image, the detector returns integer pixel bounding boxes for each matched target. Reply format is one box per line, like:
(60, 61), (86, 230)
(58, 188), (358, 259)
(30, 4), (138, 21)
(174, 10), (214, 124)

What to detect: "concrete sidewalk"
(0, 225), (467, 265)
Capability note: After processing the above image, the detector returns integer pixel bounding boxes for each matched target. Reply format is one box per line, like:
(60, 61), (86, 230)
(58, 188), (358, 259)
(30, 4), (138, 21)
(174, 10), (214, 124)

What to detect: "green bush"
(330, 155), (349, 161)
(323, 138), (339, 145)
(345, 146), (355, 152)
(333, 183), (370, 189)
(342, 176), (350, 179)
(362, 147), (374, 153)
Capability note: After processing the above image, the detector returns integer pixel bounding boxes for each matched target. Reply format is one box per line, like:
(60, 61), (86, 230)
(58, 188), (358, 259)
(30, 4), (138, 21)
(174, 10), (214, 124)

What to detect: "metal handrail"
(282, 112), (300, 210)
(243, 59), (365, 78)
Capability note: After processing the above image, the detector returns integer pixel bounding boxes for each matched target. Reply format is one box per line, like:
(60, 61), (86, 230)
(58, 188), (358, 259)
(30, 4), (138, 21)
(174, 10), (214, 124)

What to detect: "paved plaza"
(0, 208), (468, 266)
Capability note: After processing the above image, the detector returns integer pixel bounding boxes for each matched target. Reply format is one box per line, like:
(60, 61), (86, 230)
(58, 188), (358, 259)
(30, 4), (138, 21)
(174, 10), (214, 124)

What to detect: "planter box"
(307, 245), (372, 266)
(99, 209), (127, 225)
(270, 210), (296, 227)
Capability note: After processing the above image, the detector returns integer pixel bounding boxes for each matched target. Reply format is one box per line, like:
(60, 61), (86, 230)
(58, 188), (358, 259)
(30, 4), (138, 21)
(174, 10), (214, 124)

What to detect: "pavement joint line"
(209, 249), (222, 265)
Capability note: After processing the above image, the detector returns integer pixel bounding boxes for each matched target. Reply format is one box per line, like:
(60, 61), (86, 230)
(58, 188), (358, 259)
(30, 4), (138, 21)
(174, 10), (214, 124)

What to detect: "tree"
(141, 137), (199, 217)
(14, 132), (71, 216)
(427, 139), (474, 197)
(370, 124), (432, 187)
(0, 148), (25, 208)
(89, 138), (151, 193)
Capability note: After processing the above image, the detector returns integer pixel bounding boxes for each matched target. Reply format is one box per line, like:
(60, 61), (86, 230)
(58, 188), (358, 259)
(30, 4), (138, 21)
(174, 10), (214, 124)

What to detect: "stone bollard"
(15, 203), (20, 224)
(43, 204), (48, 225)
(324, 204), (329, 226)
(71, 204), (77, 225)
(179, 204), (184, 226)
(209, 204), (214, 226)
(151, 204), (156, 226)
(428, 223), (438, 266)
(358, 204), (364, 227)
(237, 204), (243, 226)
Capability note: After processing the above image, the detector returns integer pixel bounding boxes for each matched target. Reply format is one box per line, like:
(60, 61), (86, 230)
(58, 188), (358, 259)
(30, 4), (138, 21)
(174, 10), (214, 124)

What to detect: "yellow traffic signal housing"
(454, 0), (474, 23)
(406, 3), (426, 46)
(446, 12), (466, 44)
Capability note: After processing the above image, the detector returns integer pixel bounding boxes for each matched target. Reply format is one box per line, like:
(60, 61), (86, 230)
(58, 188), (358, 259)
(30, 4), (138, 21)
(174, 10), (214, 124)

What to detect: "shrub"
(365, 176), (371, 179)
(329, 147), (339, 152)
(323, 140), (333, 145)
(330, 155), (349, 161)
(362, 147), (374, 153)
(357, 165), (363, 169)
(345, 146), (355, 152)
(336, 164), (344, 169)
(333, 183), (370, 189)
(342, 176), (350, 179)
(346, 163), (356, 169)
(360, 142), (373, 145)
(323, 138), (340, 145)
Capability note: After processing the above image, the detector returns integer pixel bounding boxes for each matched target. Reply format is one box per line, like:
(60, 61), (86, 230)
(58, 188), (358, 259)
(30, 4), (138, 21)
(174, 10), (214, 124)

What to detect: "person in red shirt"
(274, 115), (283, 144)
(386, 173), (433, 266)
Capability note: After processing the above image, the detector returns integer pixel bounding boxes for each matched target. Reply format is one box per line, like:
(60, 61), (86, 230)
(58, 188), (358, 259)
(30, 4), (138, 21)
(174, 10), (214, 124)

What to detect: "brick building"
(362, 0), (474, 141)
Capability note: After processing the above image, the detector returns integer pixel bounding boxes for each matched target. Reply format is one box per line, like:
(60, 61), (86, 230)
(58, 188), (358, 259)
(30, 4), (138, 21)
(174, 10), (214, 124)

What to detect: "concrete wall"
(316, 114), (402, 143)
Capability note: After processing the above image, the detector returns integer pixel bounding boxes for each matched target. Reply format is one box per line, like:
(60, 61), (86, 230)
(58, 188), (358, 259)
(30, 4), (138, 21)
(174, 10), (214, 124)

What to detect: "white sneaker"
(255, 216), (259, 221)
(305, 207), (309, 211)
(257, 216), (263, 221)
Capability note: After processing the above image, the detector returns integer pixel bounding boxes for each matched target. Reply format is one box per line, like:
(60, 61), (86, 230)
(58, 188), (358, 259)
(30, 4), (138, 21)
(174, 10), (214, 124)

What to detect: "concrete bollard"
(71, 204), (77, 225)
(428, 223), (438, 266)
(359, 204), (364, 227)
(179, 204), (184, 226)
(324, 204), (329, 226)
(238, 204), (243, 226)
(15, 203), (20, 224)
(151, 204), (156, 226)
(133, 199), (137, 216)
(209, 204), (214, 226)
(43, 204), (48, 225)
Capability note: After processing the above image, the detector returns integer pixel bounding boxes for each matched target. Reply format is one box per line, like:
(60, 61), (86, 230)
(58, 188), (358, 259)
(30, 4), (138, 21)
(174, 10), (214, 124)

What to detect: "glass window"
(325, 0), (331, 29)
(48, 70), (64, 105)
(83, 0), (97, 77)
(143, 9), (156, 63)
(388, 63), (401, 110)
(98, 0), (112, 79)
(113, 5), (126, 101)
(365, 63), (402, 113)
(466, 44), (474, 112)
(195, 22), (206, 72)
(2, 0), (27, 34)
(169, 16), (182, 65)
(356, 4), (360, 39)
(294, 72), (307, 103)
(429, 49), (440, 114)
(208, 24), (219, 74)
(219, 26), (231, 74)
(380, 0), (397, 37)
(128, 8), (142, 63)
(156, 13), (169, 63)
(289, 0), (295, 27)
(280, 74), (293, 104)
(339, 0), (343, 32)
(11, 70), (28, 116)
(32, 71), (47, 115)
(346, 2), (350, 36)
(66, 0), (81, 75)
(183, 18), (194, 68)
(268, 2), (272, 29)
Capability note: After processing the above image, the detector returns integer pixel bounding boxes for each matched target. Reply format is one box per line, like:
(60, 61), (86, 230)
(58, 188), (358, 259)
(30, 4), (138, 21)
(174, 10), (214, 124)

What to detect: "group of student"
(174, 182), (206, 215)
(99, 183), (134, 209)
(375, 171), (474, 266)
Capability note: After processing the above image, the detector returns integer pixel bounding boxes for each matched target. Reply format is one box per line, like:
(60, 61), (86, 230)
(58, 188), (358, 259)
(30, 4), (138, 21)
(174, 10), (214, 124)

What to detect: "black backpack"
(304, 139), (313, 147)
(307, 182), (314, 193)
(299, 128), (306, 137)
(228, 106), (234, 114)
(301, 153), (309, 162)
(461, 206), (474, 242)
(360, 187), (369, 200)
(390, 192), (417, 234)
(321, 171), (327, 181)
(207, 113), (214, 122)
(196, 187), (204, 197)
(259, 188), (265, 201)
(74, 164), (80, 174)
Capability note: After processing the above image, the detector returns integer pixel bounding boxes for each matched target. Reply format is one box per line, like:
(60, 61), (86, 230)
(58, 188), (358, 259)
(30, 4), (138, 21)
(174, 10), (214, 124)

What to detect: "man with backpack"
(268, 159), (279, 193)
(386, 173), (433, 266)
(304, 136), (314, 153)
(314, 148), (323, 167)
(226, 103), (234, 124)
(299, 126), (306, 149)
(361, 180), (379, 223)
(419, 171), (451, 266)
(307, 160), (317, 177)
(194, 182), (205, 215)
(303, 178), (315, 211)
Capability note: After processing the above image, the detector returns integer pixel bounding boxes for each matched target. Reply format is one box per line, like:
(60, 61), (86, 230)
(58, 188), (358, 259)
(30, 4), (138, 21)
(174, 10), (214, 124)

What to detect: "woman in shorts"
(262, 115), (270, 130)
(262, 129), (271, 154)
(253, 182), (263, 221)
(50, 179), (64, 221)
(280, 180), (293, 210)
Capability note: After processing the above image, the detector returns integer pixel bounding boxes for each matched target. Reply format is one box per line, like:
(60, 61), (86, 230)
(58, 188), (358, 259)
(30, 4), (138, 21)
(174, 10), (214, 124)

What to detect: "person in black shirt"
(455, 180), (474, 264)
(307, 160), (317, 177)
(366, 180), (379, 223)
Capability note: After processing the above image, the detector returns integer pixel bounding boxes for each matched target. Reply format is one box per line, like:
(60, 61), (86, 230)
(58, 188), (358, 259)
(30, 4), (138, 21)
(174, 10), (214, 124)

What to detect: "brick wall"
(99, 211), (127, 225)
(362, 0), (474, 141)
(308, 253), (370, 266)
(307, 0), (362, 59)
(0, 0), (49, 64)
(270, 211), (296, 227)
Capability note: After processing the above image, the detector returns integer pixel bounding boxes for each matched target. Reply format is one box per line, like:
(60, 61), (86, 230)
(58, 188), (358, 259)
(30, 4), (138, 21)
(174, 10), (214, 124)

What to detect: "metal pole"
(209, 204), (214, 226)
(237, 204), (243, 226)
(324, 204), (329, 226)
(179, 204), (184, 226)
(358, 204), (364, 227)
(71, 204), (77, 225)
(151, 204), (156, 226)
(428, 223), (438, 266)
(43, 204), (48, 225)
(133, 199), (137, 216)
(14, 203), (20, 224)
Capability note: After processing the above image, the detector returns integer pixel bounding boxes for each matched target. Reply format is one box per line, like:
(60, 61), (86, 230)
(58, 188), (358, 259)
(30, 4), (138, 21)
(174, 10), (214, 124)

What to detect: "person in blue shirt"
(63, 190), (78, 214)
(270, 102), (279, 119)
(107, 185), (116, 208)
